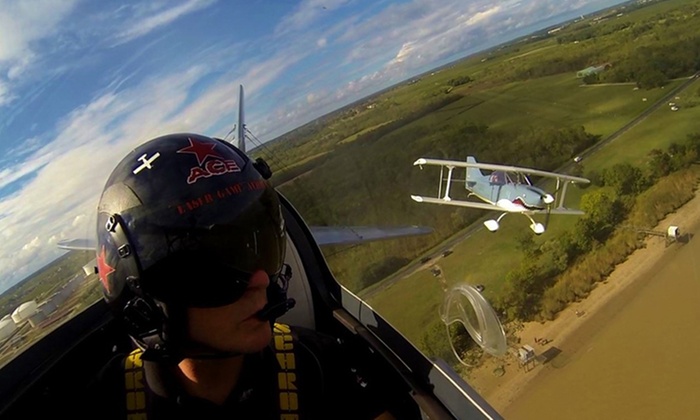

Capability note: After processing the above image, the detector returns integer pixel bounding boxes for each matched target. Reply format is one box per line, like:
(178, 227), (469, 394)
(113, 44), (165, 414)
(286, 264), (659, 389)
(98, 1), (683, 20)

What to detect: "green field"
(439, 74), (677, 138)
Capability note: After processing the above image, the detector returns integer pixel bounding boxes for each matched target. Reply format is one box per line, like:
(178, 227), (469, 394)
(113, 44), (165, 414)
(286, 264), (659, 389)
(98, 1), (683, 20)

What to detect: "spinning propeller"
(440, 283), (507, 365)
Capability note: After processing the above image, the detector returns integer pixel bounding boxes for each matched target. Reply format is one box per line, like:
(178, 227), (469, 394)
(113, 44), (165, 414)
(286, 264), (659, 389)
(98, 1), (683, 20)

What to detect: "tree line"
(488, 1), (700, 89)
(494, 132), (700, 322)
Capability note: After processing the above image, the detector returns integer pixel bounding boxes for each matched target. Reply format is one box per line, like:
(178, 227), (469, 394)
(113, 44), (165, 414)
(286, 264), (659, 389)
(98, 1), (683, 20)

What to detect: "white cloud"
(465, 5), (501, 26)
(47, 234), (59, 247)
(0, 80), (12, 106)
(393, 41), (415, 64)
(114, 0), (218, 44)
(0, 150), (53, 191)
(7, 51), (36, 80)
(275, 0), (351, 35)
(21, 236), (40, 252)
(0, 0), (78, 63)
(0, 0), (78, 105)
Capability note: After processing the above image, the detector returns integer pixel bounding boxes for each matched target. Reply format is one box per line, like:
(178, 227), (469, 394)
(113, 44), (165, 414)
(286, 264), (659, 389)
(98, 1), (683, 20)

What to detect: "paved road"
(574, 73), (700, 164)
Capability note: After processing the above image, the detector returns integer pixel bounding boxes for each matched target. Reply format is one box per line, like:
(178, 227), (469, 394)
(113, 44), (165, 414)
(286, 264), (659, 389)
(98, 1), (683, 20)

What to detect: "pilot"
(84, 133), (401, 419)
(489, 171), (505, 185)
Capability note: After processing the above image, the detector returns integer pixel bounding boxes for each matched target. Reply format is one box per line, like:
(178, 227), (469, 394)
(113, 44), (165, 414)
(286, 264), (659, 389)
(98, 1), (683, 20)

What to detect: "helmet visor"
(134, 191), (286, 307)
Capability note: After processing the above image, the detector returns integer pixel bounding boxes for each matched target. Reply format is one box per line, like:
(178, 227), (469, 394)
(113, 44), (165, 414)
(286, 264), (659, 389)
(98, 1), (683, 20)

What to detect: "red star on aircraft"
(96, 245), (115, 294)
(177, 137), (223, 165)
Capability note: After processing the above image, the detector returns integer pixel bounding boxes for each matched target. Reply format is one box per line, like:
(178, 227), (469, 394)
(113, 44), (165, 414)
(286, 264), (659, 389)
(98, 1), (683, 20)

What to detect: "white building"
(0, 315), (17, 341)
(11, 301), (38, 324)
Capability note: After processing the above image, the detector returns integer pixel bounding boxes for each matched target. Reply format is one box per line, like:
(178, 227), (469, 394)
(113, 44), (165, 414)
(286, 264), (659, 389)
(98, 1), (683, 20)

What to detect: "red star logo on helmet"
(97, 245), (115, 294)
(176, 137), (223, 166)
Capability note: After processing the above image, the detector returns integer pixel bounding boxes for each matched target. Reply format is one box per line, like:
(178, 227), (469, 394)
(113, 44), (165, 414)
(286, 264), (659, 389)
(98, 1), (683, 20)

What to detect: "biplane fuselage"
(465, 166), (552, 212)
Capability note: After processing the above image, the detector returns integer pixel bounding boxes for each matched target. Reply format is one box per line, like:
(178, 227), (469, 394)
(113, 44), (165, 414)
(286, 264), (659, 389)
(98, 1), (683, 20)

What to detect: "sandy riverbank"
(465, 190), (700, 415)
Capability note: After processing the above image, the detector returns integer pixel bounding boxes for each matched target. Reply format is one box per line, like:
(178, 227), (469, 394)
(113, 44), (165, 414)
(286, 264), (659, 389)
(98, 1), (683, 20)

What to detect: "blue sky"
(0, 0), (624, 293)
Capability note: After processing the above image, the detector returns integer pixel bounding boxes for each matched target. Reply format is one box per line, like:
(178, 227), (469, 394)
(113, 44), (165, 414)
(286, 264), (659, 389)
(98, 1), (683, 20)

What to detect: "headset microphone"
(256, 263), (295, 321)
(256, 298), (296, 321)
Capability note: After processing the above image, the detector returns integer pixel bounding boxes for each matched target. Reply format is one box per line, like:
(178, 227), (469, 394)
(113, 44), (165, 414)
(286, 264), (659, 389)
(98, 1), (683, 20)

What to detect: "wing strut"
(443, 165), (455, 201)
(558, 180), (569, 209)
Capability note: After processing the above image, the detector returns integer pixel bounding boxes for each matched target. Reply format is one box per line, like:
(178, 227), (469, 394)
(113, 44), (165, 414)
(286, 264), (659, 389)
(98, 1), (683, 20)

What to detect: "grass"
(338, 121), (395, 145)
(444, 75), (682, 139)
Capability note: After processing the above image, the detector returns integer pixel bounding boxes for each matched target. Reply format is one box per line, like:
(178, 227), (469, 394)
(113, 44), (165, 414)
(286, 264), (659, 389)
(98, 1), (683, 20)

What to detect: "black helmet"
(95, 133), (289, 359)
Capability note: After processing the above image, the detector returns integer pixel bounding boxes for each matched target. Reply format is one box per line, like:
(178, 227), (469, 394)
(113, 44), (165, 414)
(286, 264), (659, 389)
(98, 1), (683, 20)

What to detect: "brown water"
(504, 236), (700, 420)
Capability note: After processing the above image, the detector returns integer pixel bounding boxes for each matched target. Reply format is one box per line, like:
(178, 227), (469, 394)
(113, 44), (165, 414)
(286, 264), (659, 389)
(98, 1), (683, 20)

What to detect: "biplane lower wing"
(410, 195), (501, 211)
(546, 208), (585, 216)
(411, 195), (585, 216)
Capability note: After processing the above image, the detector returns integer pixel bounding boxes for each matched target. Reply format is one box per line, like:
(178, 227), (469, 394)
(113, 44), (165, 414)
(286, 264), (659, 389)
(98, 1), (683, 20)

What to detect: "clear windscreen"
(2, 1), (700, 418)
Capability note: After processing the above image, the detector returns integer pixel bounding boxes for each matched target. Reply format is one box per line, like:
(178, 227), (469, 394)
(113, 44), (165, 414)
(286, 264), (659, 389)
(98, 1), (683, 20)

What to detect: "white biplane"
(411, 156), (590, 234)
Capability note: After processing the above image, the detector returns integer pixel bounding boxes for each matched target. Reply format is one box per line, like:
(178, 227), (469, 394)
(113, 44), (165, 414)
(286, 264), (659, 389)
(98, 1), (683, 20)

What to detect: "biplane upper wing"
(413, 158), (590, 184)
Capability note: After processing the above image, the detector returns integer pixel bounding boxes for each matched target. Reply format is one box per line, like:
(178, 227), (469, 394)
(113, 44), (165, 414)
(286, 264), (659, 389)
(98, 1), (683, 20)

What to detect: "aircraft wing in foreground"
(58, 225), (433, 252)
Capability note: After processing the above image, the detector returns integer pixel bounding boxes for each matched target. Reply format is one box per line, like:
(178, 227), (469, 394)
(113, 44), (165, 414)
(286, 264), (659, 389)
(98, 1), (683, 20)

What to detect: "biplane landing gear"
(525, 214), (545, 235)
(530, 222), (545, 235)
(484, 212), (545, 234)
(484, 213), (508, 232)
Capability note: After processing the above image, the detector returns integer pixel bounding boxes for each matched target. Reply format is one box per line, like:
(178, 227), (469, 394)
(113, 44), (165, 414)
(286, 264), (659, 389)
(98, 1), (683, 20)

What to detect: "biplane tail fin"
(466, 156), (486, 188)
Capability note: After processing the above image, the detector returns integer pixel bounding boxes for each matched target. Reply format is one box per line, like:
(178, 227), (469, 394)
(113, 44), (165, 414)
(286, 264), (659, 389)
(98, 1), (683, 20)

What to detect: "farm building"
(576, 63), (612, 78)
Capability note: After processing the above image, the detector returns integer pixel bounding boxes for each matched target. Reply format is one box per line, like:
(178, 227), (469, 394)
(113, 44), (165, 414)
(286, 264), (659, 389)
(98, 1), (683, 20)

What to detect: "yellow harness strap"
(273, 323), (300, 420)
(124, 348), (147, 420)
